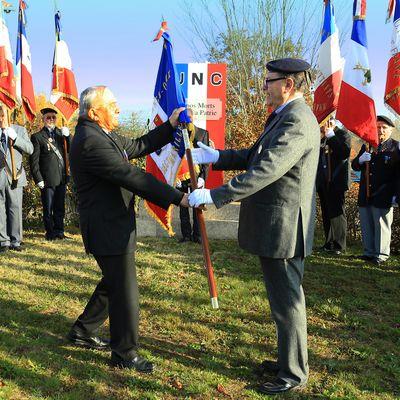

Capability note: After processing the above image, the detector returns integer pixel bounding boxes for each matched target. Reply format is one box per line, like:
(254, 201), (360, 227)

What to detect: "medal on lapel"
(258, 145), (262, 154)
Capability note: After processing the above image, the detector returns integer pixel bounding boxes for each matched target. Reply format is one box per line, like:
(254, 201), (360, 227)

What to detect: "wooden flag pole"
(181, 124), (219, 309)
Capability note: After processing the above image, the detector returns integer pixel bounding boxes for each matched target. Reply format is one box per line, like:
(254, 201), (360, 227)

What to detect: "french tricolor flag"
(384, 0), (400, 116)
(50, 11), (79, 122)
(0, 7), (16, 110)
(313, 0), (344, 123)
(16, 0), (36, 122)
(336, 0), (378, 147)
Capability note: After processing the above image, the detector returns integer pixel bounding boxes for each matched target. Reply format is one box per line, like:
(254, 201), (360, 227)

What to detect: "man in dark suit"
(351, 115), (399, 265)
(176, 108), (209, 243)
(317, 117), (351, 254)
(30, 108), (71, 240)
(189, 59), (320, 394)
(67, 86), (188, 372)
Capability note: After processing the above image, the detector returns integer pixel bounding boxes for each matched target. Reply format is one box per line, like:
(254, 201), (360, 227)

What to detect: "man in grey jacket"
(189, 58), (320, 395)
(0, 104), (33, 252)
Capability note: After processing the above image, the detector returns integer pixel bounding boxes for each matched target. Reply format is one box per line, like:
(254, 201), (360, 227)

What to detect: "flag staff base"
(211, 297), (219, 309)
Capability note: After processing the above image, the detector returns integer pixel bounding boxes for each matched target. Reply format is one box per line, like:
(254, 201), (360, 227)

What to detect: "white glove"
(325, 129), (335, 139)
(176, 178), (182, 188)
(359, 151), (371, 164)
(197, 177), (205, 188)
(188, 188), (213, 207)
(6, 127), (17, 141)
(192, 142), (219, 165)
(37, 181), (45, 189)
(61, 127), (70, 137)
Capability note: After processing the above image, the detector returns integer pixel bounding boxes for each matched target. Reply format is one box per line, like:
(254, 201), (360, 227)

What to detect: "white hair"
(79, 86), (105, 116)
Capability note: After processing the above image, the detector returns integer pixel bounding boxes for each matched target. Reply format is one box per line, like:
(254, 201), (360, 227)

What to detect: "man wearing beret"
(189, 58), (320, 394)
(352, 115), (399, 265)
(30, 108), (71, 240)
(317, 117), (351, 255)
(67, 86), (188, 372)
(0, 104), (33, 252)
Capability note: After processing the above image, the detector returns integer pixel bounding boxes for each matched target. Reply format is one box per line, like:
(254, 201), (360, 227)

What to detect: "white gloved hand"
(37, 181), (45, 189)
(6, 127), (17, 141)
(188, 188), (213, 207)
(197, 177), (205, 188)
(192, 142), (219, 165)
(176, 178), (182, 188)
(325, 129), (335, 139)
(61, 127), (70, 137)
(359, 151), (371, 164)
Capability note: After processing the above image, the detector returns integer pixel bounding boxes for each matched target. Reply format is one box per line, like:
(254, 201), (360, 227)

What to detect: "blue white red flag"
(16, 0), (36, 121)
(336, 0), (378, 147)
(0, 4), (16, 109)
(384, 0), (400, 116)
(145, 26), (189, 234)
(50, 11), (79, 122)
(313, 0), (344, 123)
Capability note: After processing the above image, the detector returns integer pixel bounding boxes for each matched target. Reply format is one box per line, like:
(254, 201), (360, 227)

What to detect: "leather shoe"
(371, 258), (385, 265)
(10, 245), (23, 252)
(358, 255), (374, 261)
(258, 378), (305, 395)
(178, 237), (191, 243)
(111, 352), (154, 373)
(67, 329), (110, 350)
(192, 236), (202, 244)
(55, 233), (72, 240)
(255, 359), (280, 376)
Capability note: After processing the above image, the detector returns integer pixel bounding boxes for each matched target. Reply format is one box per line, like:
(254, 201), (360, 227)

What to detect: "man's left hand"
(6, 127), (17, 141)
(169, 107), (186, 128)
(61, 127), (70, 137)
(197, 177), (205, 188)
(188, 188), (213, 207)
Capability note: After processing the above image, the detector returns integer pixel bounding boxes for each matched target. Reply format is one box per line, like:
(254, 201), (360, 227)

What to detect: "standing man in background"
(317, 117), (351, 254)
(176, 108), (209, 243)
(352, 115), (399, 265)
(0, 104), (33, 252)
(30, 108), (70, 241)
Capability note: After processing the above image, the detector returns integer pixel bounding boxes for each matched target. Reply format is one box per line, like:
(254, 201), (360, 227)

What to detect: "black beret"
(377, 115), (395, 127)
(266, 58), (311, 74)
(40, 107), (58, 115)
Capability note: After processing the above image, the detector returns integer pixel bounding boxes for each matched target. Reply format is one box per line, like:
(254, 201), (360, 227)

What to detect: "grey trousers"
(359, 206), (393, 261)
(0, 184), (23, 247)
(260, 256), (308, 386)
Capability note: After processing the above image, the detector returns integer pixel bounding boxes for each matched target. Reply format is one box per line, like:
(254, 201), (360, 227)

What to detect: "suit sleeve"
(83, 140), (183, 209)
(29, 134), (43, 184)
(327, 129), (351, 160)
(120, 121), (175, 159)
(210, 113), (312, 208)
(13, 126), (33, 155)
(198, 129), (210, 180)
(213, 148), (250, 171)
(351, 144), (366, 171)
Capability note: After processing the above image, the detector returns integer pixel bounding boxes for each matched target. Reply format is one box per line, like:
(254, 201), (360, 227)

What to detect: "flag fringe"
(144, 200), (175, 236)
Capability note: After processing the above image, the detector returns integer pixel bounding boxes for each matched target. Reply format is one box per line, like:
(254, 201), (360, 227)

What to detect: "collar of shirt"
(274, 95), (303, 114)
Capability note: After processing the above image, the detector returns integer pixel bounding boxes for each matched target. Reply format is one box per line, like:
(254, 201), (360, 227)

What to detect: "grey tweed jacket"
(210, 98), (320, 259)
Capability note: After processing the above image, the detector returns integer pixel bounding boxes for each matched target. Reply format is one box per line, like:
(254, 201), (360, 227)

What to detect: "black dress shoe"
(255, 360), (280, 376)
(0, 246), (9, 253)
(111, 352), (154, 373)
(178, 237), (191, 243)
(258, 378), (305, 395)
(55, 233), (72, 240)
(45, 234), (55, 241)
(192, 236), (202, 244)
(9, 245), (23, 252)
(371, 258), (386, 265)
(67, 329), (110, 350)
(358, 255), (374, 261)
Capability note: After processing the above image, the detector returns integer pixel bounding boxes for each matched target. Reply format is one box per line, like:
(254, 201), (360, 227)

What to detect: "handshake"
(179, 142), (220, 208)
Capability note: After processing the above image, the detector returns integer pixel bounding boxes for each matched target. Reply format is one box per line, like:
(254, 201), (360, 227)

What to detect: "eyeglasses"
(45, 116), (57, 120)
(264, 76), (287, 85)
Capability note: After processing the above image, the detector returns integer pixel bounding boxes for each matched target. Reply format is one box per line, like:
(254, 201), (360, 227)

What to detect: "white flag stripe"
(188, 63), (208, 129)
(54, 40), (72, 70)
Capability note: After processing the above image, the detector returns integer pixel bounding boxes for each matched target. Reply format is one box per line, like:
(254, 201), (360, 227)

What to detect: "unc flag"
(145, 24), (189, 235)
(336, 0), (378, 146)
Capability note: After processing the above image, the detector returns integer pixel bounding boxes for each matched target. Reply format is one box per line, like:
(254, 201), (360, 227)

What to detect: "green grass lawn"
(0, 230), (399, 399)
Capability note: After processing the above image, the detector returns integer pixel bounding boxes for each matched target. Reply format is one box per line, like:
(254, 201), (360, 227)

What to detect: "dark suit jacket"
(30, 127), (70, 187)
(70, 117), (183, 256)
(210, 98), (320, 259)
(194, 126), (210, 180)
(352, 138), (400, 208)
(316, 127), (351, 192)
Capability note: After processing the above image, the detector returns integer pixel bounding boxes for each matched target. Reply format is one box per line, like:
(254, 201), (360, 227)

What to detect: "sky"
(2, 0), (396, 121)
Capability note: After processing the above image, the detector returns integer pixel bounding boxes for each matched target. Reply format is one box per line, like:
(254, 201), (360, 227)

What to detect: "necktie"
(264, 111), (277, 131)
(1, 129), (6, 153)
